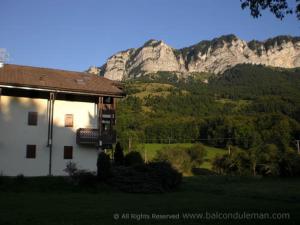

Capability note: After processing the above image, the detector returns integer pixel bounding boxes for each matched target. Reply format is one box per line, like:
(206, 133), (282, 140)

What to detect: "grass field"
(138, 143), (227, 169)
(0, 176), (299, 225)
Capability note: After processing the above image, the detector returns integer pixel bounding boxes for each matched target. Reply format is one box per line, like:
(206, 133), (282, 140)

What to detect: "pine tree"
(114, 142), (124, 165)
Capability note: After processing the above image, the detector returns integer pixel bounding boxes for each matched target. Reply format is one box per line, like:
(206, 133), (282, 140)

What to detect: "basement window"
(26, 145), (36, 158)
(28, 112), (38, 126)
(64, 146), (73, 159)
(65, 114), (74, 127)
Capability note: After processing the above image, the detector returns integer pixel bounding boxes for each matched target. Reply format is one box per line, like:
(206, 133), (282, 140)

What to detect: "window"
(65, 114), (73, 127)
(26, 145), (36, 158)
(28, 112), (38, 126)
(64, 146), (73, 159)
(103, 96), (113, 104)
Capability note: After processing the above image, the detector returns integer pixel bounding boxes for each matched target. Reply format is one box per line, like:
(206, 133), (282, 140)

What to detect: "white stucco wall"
(0, 95), (99, 176)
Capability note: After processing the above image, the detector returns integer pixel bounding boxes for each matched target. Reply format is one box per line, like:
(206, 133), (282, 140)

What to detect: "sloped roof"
(0, 64), (124, 97)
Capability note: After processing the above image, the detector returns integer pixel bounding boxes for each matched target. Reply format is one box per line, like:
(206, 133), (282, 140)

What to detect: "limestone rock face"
(128, 40), (183, 75)
(91, 35), (300, 80)
(86, 66), (101, 75)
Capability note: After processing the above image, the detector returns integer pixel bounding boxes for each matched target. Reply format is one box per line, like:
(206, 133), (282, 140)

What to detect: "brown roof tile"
(0, 64), (124, 97)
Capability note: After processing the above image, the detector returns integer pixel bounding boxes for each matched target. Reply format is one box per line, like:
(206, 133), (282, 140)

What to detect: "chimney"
(0, 48), (9, 68)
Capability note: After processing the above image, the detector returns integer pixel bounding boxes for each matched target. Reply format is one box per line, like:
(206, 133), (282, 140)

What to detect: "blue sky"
(0, 0), (299, 71)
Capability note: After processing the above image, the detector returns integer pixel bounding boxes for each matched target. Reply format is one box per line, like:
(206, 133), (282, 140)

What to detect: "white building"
(0, 64), (124, 176)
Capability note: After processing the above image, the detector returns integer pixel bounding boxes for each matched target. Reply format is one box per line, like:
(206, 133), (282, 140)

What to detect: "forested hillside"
(116, 64), (300, 152)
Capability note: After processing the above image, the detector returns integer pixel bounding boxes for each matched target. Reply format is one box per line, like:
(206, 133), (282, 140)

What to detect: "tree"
(124, 151), (144, 166)
(97, 152), (111, 180)
(185, 144), (207, 168)
(241, 0), (300, 20)
(114, 142), (124, 165)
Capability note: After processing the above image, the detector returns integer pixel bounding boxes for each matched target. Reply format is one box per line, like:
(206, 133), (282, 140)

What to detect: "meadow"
(1, 143), (298, 225)
(0, 175), (299, 225)
(137, 143), (227, 169)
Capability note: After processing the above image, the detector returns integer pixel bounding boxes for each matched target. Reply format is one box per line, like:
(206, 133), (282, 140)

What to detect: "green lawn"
(138, 143), (227, 169)
(0, 176), (299, 225)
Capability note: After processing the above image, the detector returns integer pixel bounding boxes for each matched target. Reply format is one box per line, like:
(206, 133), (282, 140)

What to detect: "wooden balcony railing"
(76, 128), (116, 147)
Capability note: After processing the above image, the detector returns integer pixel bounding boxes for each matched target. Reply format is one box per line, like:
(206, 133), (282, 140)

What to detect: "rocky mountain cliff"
(88, 35), (300, 81)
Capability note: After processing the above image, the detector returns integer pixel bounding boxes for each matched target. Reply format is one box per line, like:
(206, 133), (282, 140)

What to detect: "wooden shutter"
(28, 112), (38, 126)
(26, 145), (36, 158)
(65, 114), (73, 127)
(64, 146), (73, 159)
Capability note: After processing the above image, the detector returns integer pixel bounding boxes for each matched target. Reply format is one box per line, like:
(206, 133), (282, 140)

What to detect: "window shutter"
(28, 112), (38, 126)
(26, 145), (36, 158)
(64, 146), (73, 159)
(65, 114), (73, 127)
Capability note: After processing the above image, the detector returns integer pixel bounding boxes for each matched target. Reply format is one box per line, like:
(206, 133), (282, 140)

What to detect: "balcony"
(102, 109), (115, 116)
(76, 128), (116, 148)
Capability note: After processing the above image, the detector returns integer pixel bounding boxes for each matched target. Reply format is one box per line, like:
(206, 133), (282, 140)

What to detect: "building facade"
(0, 64), (124, 176)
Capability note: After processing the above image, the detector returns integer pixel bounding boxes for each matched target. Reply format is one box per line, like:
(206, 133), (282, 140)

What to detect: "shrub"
(186, 144), (207, 167)
(212, 148), (251, 176)
(114, 142), (124, 165)
(64, 162), (97, 186)
(74, 170), (97, 187)
(147, 161), (182, 191)
(109, 161), (182, 193)
(155, 145), (206, 174)
(288, 152), (300, 176)
(155, 147), (191, 174)
(231, 149), (251, 176)
(278, 149), (300, 177)
(256, 144), (280, 176)
(212, 154), (233, 174)
(124, 151), (144, 166)
(212, 145), (300, 177)
(97, 152), (111, 180)
(0, 172), (4, 185)
(64, 161), (78, 177)
(14, 174), (25, 184)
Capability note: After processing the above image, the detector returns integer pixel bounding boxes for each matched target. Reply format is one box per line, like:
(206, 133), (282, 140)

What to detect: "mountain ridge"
(88, 34), (300, 80)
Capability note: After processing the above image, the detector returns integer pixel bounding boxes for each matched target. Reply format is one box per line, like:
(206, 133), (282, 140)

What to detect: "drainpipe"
(47, 92), (55, 176)
(98, 96), (103, 153)
(0, 88), (2, 111)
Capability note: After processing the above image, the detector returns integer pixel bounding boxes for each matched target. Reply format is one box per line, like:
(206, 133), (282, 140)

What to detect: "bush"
(278, 149), (300, 177)
(147, 161), (182, 191)
(0, 172), (4, 185)
(212, 148), (251, 176)
(155, 145), (206, 174)
(14, 174), (25, 184)
(212, 154), (234, 175)
(64, 162), (97, 186)
(124, 151), (144, 166)
(155, 147), (191, 174)
(231, 149), (251, 175)
(74, 171), (97, 187)
(186, 144), (207, 167)
(64, 161), (78, 177)
(97, 152), (112, 180)
(256, 144), (280, 176)
(109, 161), (182, 193)
(114, 142), (124, 165)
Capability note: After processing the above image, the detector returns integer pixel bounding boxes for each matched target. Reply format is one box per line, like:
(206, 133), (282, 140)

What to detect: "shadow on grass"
(0, 176), (112, 193)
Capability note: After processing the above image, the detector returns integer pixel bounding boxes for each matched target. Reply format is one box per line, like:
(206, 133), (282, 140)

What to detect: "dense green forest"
(116, 64), (300, 155)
